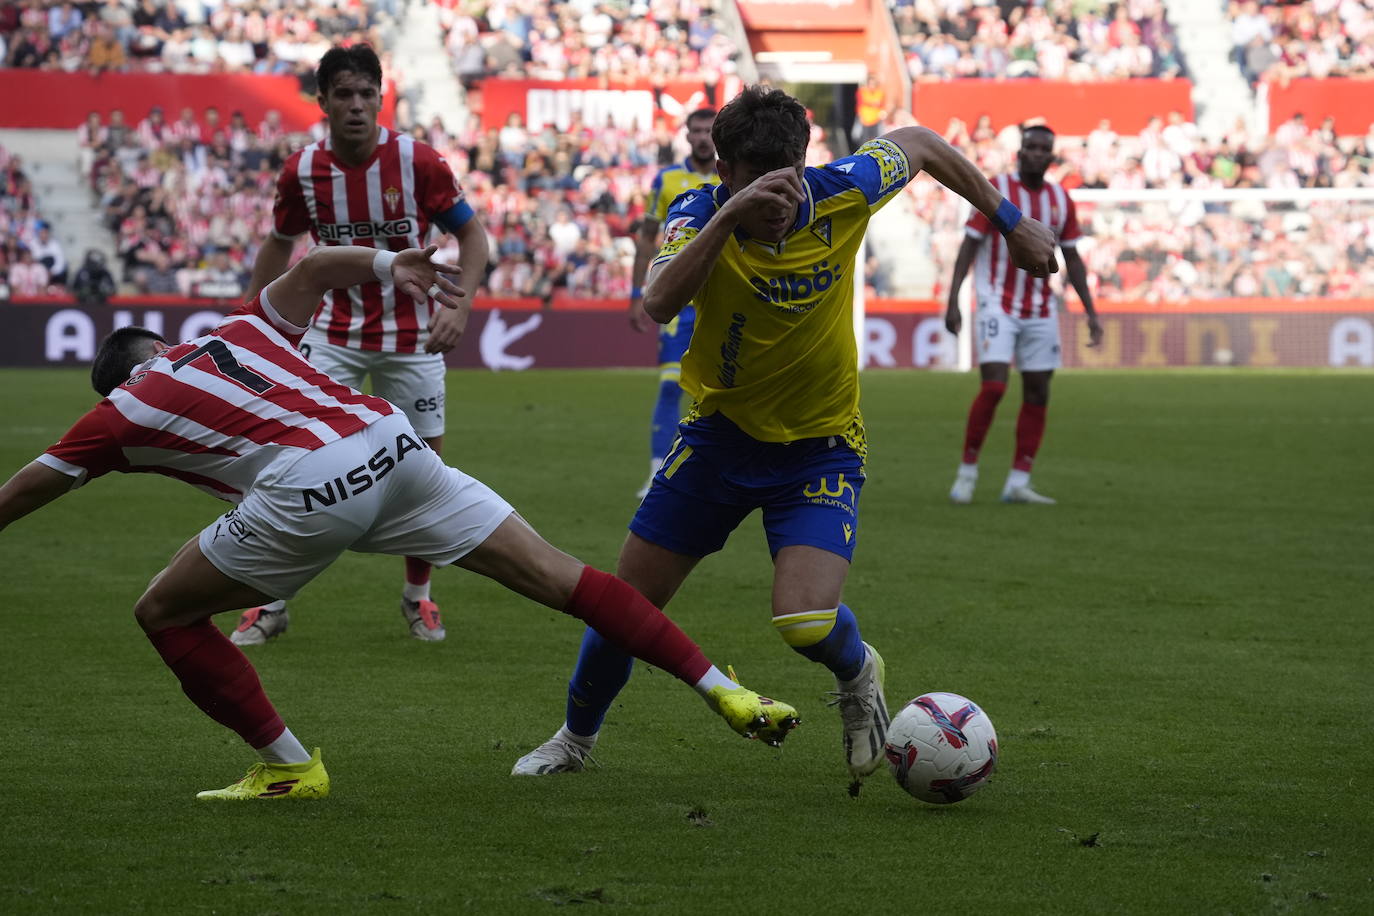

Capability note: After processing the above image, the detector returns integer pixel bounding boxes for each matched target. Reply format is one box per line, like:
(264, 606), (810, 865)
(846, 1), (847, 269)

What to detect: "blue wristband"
(632, 286), (644, 300)
(992, 198), (1022, 236)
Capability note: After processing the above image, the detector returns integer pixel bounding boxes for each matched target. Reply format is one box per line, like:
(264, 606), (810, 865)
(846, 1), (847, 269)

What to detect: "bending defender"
(513, 87), (1058, 780)
(0, 244), (799, 800)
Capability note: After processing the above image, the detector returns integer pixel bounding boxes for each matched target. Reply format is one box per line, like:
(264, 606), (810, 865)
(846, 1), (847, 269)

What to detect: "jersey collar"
(711, 172), (817, 250)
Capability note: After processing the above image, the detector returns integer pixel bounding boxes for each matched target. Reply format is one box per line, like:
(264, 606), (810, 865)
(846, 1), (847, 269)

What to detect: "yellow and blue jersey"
(648, 159), (718, 225)
(651, 138), (912, 445)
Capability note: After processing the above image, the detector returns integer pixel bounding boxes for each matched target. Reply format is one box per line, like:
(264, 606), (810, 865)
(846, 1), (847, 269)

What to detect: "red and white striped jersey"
(38, 293), (396, 503)
(965, 174), (1082, 319)
(273, 128), (466, 353)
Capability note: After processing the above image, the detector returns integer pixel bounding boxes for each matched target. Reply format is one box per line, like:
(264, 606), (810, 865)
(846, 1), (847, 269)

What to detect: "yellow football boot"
(707, 669), (800, 747)
(196, 747), (330, 800)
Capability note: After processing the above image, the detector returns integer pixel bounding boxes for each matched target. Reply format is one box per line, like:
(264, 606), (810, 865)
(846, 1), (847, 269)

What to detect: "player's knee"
(132, 587), (173, 632)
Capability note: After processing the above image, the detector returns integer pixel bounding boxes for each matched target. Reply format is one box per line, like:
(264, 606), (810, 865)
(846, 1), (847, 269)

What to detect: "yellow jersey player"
(629, 107), (718, 497)
(512, 86), (1058, 781)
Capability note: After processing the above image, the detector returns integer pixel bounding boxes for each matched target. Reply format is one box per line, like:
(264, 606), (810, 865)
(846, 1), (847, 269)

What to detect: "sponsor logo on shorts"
(802, 474), (857, 516)
(213, 508), (258, 544)
(300, 433), (427, 512)
(413, 391), (445, 413)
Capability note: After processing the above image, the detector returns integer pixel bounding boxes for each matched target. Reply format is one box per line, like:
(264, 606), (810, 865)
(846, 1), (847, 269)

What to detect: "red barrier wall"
(909, 79), (1194, 135)
(7, 301), (1371, 370)
(1266, 78), (1374, 135)
(0, 71), (395, 131)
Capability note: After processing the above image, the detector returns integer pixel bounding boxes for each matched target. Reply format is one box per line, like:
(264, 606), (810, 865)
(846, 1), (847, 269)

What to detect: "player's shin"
(146, 620), (295, 754)
(565, 627), (635, 738)
(1013, 402), (1047, 472)
(962, 380), (1007, 465)
(772, 603), (866, 681)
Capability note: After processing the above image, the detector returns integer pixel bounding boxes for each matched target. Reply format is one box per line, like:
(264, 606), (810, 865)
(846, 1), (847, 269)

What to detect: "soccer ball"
(883, 692), (999, 804)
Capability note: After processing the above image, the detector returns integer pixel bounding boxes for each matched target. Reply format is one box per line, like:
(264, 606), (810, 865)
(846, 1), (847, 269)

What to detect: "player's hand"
(629, 296), (650, 333)
(426, 304), (467, 354)
(394, 244), (465, 309)
(1005, 216), (1058, 278)
(720, 166), (806, 223)
(1086, 316), (1104, 348)
(944, 302), (962, 336)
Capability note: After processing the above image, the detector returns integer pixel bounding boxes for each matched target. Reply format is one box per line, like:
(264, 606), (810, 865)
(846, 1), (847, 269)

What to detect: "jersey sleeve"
(272, 161), (311, 239)
(226, 291), (310, 346)
(650, 188), (716, 268)
(39, 401), (130, 487)
(416, 144), (470, 229)
(1060, 195), (1083, 247)
(647, 169), (669, 224)
(965, 208), (993, 240)
(809, 137), (912, 213)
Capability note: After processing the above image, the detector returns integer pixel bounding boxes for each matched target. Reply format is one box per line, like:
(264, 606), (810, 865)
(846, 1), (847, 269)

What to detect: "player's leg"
(765, 439), (888, 779)
(373, 351), (450, 640)
(229, 333), (370, 645)
(455, 515), (798, 746)
(951, 306), (1013, 503)
(638, 306), (693, 499)
(1001, 316), (1060, 504)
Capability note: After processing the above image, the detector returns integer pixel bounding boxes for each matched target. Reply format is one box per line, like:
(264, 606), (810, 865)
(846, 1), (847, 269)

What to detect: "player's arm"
(246, 234), (297, 301)
(1062, 246), (1103, 347)
(265, 246), (466, 329)
(643, 169), (805, 323)
(629, 215), (660, 332)
(883, 126), (1057, 276)
(945, 235), (981, 336)
(425, 215), (489, 355)
(0, 461), (77, 532)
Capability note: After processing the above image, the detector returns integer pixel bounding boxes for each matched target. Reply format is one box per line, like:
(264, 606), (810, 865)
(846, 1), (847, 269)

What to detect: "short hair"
(711, 86), (809, 171)
(685, 107), (717, 128)
(1022, 123), (1056, 140)
(316, 44), (383, 96)
(91, 326), (166, 397)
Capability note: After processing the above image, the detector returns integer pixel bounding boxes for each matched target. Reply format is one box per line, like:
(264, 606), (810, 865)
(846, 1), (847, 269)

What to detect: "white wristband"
(372, 249), (397, 285)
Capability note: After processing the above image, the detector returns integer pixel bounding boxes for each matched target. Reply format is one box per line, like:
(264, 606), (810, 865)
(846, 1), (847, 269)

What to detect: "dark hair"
(91, 326), (166, 397)
(1022, 123), (1056, 141)
(685, 107), (717, 128)
(316, 44), (383, 96)
(711, 86), (809, 170)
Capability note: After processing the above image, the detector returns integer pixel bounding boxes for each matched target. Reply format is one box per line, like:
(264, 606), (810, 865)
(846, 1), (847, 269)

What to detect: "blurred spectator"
(71, 249), (116, 305)
(1228, 0), (1374, 85)
(31, 222), (67, 286)
(8, 247), (49, 296)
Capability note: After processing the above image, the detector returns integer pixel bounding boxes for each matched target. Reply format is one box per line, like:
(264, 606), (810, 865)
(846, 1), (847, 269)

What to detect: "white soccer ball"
(883, 692), (999, 804)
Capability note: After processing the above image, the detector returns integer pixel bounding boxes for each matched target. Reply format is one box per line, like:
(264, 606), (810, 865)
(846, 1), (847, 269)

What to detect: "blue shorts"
(630, 412), (864, 561)
(658, 304), (695, 367)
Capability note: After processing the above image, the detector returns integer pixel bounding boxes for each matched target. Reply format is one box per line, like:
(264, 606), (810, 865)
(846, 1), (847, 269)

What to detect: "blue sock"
(775, 604), (867, 682)
(650, 377), (682, 460)
(565, 626), (635, 737)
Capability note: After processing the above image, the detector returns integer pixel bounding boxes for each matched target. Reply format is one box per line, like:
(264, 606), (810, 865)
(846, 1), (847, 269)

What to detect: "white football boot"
(511, 730), (595, 776)
(230, 606), (289, 646)
(949, 469), (978, 504)
(828, 643), (890, 778)
(1000, 483), (1057, 505)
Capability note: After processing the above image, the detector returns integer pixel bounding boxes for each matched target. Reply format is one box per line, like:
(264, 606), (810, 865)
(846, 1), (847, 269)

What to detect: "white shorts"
(198, 413), (512, 599)
(301, 330), (448, 438)
(974, 306), (1062, 372)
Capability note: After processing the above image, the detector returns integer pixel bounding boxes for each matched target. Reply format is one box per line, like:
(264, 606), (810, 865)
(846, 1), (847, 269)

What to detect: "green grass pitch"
(1, 367), (1371, 913)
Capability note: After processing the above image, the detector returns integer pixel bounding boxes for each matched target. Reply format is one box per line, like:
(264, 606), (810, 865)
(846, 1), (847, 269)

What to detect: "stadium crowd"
(905, 109), (1374, 301)
(890, 0), (1185, 81)
(434, 0), (743, 85)
(0, 0), (392, 81)
(1229, 0), (1374, 85)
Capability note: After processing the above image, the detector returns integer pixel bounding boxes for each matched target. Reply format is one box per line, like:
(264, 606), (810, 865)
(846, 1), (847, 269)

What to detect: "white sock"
(957, 462), (978, 478)
(261, 599), (287, 613)
(403, 581), (431, 603)
(692, 665), (737, 697)
(1005, 469), (1031, 490)
(257, 727), (311, 765)
(558, 724), (597, 749)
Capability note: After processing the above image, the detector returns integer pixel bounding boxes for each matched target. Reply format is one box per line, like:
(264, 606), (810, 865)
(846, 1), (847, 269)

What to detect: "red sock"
(1013, 403), (1048, 472)
(564, 567), (711, 685)
(962, 380), (1007, 464)
(146, 621), (285, 749)
(404, 556), (432, 586)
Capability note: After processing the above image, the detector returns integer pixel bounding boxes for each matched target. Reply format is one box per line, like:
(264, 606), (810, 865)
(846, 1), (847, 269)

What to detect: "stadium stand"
(1228, 0), (1374, 86)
